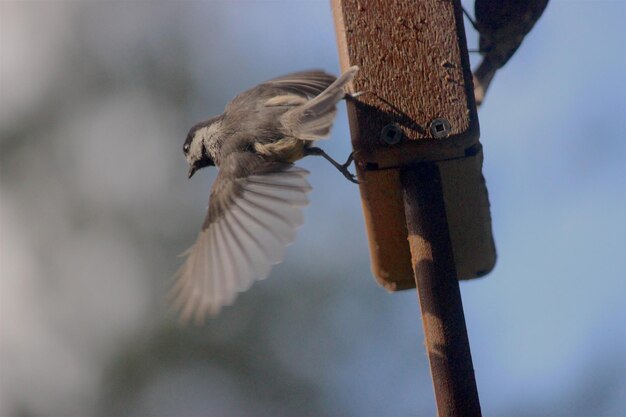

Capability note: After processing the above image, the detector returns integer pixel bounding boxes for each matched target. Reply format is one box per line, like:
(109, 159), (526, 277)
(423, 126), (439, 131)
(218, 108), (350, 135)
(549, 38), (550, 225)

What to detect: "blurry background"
(1, 1), (624, 416)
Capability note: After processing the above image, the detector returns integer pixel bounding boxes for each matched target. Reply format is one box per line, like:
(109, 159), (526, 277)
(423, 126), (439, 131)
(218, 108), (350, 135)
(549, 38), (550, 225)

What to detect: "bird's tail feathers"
(281, 66), (359, 140)
(473, 58), (496, 107)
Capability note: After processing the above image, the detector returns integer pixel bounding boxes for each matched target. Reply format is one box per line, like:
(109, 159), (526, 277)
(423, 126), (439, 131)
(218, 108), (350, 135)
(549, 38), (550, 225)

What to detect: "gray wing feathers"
(264, 95), (308, 107)
(280, 66), (358, 140)
(264, 70), (338, 98)
(170, 164), (311, 323)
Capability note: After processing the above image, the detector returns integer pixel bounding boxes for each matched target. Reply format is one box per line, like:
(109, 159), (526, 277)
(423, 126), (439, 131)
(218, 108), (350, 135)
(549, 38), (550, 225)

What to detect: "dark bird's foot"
(305, 147), (359, 184)
(462, 6), (478, 31)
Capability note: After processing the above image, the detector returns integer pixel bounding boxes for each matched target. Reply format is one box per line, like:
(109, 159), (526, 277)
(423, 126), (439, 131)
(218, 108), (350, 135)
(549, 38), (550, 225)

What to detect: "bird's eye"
(183, 143), (190, 153)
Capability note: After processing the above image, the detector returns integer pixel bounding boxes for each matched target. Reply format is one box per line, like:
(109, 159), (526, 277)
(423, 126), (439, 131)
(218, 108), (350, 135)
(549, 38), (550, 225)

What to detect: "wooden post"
(333, 0), (493, 415)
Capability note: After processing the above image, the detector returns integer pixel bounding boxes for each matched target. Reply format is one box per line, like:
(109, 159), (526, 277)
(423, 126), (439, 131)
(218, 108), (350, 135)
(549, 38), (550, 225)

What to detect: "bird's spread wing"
(170, 153), (312, 323)
(262, 70), (338, 99)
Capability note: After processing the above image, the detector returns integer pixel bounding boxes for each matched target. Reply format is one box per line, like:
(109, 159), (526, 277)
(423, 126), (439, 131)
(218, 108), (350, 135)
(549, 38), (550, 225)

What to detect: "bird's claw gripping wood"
(305, 147), (359, 184)
(340, 153), (359, 184)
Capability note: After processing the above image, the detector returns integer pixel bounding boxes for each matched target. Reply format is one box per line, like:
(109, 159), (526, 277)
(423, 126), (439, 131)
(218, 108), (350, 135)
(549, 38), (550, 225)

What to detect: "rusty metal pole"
(402, 164), (481, 416)
(333, 1), (492, 415)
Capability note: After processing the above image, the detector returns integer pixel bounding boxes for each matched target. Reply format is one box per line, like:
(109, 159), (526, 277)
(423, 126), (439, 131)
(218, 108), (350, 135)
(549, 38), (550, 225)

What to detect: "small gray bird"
(171, 66), (359, 322)
(471, 0), (549, 106)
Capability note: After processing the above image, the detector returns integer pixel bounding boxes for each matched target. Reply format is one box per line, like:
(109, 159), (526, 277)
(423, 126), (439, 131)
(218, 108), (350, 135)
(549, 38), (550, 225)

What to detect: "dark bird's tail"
(473, 58), (497, 107)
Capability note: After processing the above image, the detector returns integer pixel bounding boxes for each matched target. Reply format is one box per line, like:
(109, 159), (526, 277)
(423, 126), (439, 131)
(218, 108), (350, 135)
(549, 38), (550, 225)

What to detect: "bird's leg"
(462, 6), (483, 54)
(305, 147), (358, 184)
(462, 6), (478, 31)
(342, 151), (354, 169)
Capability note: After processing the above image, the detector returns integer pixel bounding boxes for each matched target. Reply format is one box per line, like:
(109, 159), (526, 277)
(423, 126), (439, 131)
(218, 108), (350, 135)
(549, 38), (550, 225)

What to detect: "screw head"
(429, 118), (451, 139)
(381, 124), (403, 145)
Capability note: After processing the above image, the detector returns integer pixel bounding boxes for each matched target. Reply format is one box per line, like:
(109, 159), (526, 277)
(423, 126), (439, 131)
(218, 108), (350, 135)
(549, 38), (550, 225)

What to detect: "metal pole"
(401, 163), (481, 417)
(332, 1), (487, 414)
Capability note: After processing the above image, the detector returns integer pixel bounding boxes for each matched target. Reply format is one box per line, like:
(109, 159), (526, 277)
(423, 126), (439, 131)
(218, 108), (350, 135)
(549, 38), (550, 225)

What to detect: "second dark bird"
(471, 0), (549, 106)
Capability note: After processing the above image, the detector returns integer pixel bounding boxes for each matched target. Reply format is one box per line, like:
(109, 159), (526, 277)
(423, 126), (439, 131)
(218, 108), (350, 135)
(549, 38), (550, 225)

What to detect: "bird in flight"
(171, 66), (359, 322)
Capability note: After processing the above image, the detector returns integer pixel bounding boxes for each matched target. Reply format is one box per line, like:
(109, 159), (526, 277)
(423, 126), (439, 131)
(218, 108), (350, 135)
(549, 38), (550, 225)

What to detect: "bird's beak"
(188, 165), (197, 179)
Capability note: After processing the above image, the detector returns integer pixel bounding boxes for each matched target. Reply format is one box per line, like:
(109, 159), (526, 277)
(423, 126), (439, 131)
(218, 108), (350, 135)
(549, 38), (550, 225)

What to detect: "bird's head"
(183, 118), (219, 178)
